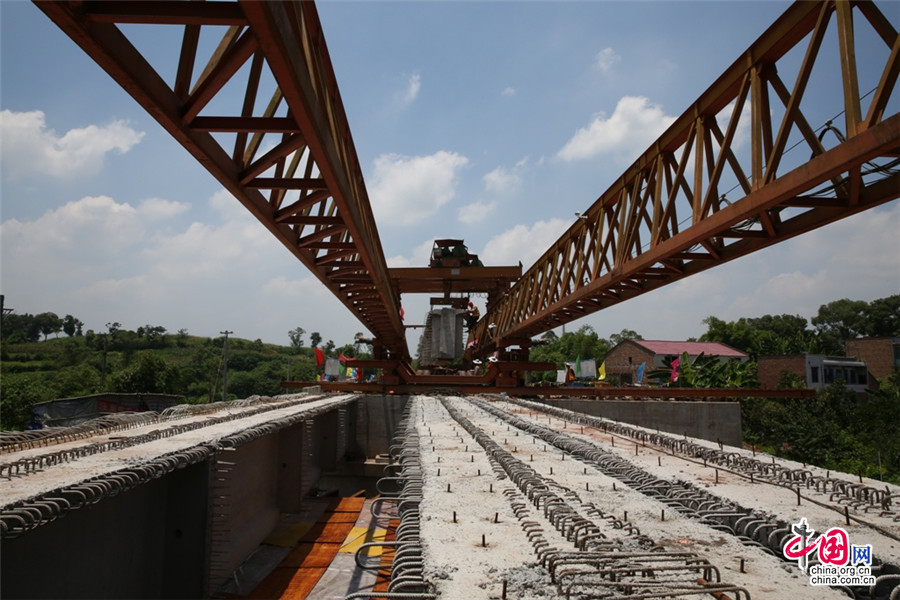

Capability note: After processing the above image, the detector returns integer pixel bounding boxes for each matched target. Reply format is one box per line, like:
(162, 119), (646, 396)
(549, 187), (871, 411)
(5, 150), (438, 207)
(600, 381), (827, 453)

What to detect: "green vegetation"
(1, 316), (366, 430)
(699, 295), (899, 357)
(647, 351), (758, 389)
(741, 374), (900, 485)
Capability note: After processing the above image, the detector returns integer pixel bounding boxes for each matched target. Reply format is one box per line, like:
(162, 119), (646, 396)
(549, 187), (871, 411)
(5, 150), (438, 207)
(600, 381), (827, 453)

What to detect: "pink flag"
(670, 358), (680, 382)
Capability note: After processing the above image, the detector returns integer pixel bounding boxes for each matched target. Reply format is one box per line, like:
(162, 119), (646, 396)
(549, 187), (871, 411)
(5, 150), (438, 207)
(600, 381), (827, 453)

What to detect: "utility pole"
(1, 295), (12, 330)
(220, 330), (233, 401)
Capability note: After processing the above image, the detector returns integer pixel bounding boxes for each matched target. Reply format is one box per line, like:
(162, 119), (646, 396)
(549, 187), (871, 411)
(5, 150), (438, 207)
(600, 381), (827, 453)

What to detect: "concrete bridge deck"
(1, 393), (898, 599)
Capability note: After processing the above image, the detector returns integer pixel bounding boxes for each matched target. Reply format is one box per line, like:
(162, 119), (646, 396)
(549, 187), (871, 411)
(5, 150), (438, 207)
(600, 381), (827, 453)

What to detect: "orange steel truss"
(471, 0), (899, 353)
(35, 1), (898, 365)
(34, 1), (409, 359)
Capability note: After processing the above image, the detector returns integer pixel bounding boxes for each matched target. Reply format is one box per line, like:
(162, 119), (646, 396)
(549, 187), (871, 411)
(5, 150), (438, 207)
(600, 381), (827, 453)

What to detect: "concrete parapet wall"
(539, 399), (742, 447)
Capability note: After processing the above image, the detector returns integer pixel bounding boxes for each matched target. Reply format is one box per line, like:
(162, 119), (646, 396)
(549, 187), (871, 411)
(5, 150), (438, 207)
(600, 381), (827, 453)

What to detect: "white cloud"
(0, 188), (369, 345)
(368, 151), (469, 226)
(557, 96), (675, 163)
(483, 164), (523, 194)
(141, 190), (272, 279)
(481, 218), (569, 269)
(1, 195), (169, 319)
(138, 197), (190, 220)
(501, 86), (516, 96)
(0, 109), (144, 180)
(728, 202), (900, 318)
(1, 195), (143, 258)
(458, 200), (497, 224)
(385, 239), (435, 268)
(594, 47), (620, 73)
(396, 73), (421, 107)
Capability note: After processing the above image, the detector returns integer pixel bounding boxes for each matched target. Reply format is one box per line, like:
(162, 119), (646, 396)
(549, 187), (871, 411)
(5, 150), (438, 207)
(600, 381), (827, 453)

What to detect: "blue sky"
(2, 1), (898, 351)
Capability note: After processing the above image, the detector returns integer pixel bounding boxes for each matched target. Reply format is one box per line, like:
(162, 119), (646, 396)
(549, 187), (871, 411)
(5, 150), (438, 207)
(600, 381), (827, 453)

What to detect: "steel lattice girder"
(34, 0), (408, 358)
(472, 0), (900, 352)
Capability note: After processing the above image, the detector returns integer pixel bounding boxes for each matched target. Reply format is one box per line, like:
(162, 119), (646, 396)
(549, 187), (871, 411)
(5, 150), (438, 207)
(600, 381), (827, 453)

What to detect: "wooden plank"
(246, 496), (364, 600)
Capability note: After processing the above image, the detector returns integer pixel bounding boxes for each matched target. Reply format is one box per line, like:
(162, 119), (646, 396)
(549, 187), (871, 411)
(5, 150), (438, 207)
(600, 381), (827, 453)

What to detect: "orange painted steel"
(471, 0), (900, 353)
(34, 0), (408, 360)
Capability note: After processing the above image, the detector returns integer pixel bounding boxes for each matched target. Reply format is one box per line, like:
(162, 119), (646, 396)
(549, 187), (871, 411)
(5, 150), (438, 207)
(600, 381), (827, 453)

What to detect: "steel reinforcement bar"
(472, 396), (900, 600)
(441, 396), (751, 600)
(348, 398), (436, 599)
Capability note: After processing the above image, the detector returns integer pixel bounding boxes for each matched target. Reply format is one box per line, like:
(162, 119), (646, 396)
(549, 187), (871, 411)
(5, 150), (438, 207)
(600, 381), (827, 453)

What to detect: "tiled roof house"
(603, 340), (747, 385)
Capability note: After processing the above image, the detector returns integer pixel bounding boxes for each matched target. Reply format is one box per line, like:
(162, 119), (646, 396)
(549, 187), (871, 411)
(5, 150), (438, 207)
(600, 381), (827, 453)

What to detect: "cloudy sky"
(1, 1), (897, 351)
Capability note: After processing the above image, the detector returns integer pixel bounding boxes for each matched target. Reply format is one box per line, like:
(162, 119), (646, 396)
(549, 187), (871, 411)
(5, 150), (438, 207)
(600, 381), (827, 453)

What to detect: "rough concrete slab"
(0, 394), (357, 507)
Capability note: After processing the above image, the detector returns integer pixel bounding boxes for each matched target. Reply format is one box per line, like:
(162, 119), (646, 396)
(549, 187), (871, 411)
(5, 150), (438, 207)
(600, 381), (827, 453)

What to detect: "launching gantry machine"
(34, 0), (900, 392)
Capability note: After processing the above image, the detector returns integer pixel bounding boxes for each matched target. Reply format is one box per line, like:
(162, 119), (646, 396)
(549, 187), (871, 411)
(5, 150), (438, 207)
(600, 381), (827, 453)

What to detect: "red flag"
(338, 352), (354, 363)
(314, 347), (324, 368)
(670, 357), (680, 382)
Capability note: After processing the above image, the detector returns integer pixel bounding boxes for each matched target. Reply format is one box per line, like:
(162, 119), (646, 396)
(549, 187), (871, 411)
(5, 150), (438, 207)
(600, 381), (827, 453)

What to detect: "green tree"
(741, 373), (900, 484)
(35, 312), (64, 341)
(864, 294), (900, 337)
(62, 314), (84, 337)
(109, 353), (178, 394)
(609, 328), (643, 346)
(0, 376), (49, 429)
(309, 331), (322, 348)
(529, 325), (611, 382)
(136, 324), (167, 347)
(812, 298), (869, 352)
(699, 316), (759, 354)
(288, 327), (306, 348)
(0, 313), (46, 342)
(656, 351), (757, 388)
(55, 364), (101, 397)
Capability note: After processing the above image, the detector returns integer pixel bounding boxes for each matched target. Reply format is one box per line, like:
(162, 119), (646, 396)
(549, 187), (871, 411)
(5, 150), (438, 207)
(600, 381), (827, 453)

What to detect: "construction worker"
(465, 301), (480, 330)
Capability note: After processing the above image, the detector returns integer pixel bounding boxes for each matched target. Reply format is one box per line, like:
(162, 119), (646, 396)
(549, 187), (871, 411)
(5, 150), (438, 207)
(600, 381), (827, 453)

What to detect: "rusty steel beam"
(282, 379), (816, 399)
(473, 0), (900, 353)
(34, 0), (408, 359)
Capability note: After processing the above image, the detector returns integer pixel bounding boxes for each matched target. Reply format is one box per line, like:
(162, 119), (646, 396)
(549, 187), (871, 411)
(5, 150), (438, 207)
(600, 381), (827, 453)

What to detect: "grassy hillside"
(0, 333), (319, 430)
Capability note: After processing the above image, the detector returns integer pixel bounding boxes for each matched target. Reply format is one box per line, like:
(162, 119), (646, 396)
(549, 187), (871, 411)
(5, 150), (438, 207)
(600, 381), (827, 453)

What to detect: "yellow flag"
(598, 361), (606, 380)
